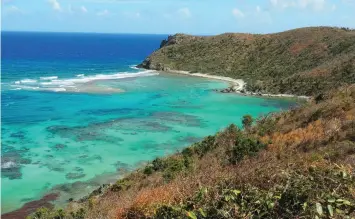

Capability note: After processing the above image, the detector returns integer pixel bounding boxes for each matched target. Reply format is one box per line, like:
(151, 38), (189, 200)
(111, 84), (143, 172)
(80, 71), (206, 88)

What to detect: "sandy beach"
(163, 69), (310, 100)
(163, 69), (245, 90)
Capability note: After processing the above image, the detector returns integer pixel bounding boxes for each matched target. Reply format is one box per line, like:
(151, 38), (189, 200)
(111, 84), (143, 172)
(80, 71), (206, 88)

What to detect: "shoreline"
(161, 69), (311, 100)
(163, 69), (245, 91)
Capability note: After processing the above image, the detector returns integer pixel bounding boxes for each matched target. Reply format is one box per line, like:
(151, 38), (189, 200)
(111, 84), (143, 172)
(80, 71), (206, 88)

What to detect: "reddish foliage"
(2, 193), (59, 219)
(289, 40), (314, 55)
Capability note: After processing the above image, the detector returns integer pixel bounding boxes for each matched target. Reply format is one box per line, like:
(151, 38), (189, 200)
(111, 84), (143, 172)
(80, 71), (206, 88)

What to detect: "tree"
(242, 115), (253, 130)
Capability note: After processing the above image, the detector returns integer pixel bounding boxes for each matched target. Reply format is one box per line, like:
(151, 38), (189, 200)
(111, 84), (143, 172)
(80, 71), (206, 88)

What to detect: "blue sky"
(1, 0), (355, 34)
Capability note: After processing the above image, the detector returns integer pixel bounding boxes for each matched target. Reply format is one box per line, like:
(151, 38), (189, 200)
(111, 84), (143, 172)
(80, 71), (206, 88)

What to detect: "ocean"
(1, 32), (296, 214)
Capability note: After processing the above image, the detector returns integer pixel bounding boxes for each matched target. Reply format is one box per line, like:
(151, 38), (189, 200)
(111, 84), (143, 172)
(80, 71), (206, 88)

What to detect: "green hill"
(138, 27), (355, 96)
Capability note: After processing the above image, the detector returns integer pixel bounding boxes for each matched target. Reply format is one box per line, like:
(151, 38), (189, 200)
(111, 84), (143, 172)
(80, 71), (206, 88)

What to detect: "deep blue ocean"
(1, 32), (296, 214)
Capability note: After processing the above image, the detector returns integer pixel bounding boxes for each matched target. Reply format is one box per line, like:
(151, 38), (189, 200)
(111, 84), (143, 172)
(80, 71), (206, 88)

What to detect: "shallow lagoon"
(1, 72), (297, 213)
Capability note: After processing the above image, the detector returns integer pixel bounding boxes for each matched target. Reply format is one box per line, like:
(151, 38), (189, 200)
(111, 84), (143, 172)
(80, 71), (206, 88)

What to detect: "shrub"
(193, 135), (216, 157)
(228, 135), (266, 164)
(111, 178), (132, 192)
(143, 165), (154, 175)
(181, 146), (194, 157)
(254, 115), (277, 136)
(242, 115), (253, 130)
(26, 207), (67, 219)
(162, 157), (189, 181)
(152, 157), (165, 171)
(70, 208), (85, 219)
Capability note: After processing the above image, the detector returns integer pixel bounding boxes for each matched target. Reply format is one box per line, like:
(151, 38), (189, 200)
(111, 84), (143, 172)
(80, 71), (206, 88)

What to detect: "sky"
(1, 0), (355, 34)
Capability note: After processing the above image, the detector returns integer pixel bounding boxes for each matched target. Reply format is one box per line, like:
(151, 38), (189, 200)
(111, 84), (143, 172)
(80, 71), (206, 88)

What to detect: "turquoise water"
(1, 32), (296, 213)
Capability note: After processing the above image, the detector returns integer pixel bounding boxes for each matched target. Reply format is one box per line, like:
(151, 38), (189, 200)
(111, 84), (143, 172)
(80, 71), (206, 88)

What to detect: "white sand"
(164, 70), (245, 91)
(163, 69), (310, 100)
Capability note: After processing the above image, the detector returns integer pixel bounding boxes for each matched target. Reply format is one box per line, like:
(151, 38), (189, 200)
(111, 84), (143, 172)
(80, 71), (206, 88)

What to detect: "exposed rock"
(78, 183), (111, 202)
(218, 86), (238, 93)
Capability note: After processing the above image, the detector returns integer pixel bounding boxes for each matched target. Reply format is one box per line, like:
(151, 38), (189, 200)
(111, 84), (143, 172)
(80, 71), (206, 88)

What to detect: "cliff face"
(138, 27), (355, 96)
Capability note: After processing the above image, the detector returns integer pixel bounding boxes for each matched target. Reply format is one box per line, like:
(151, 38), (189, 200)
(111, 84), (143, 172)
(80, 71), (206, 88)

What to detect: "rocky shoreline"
(216, 85), (310, 100)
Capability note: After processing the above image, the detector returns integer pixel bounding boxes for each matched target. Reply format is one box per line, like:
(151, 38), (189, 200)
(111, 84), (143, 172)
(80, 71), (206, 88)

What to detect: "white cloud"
(48, 0), (61, 11)
(232, 8), (245, 18)
(81, 6), (88, 13)
(299, 0), (325, 11)
(331, 4), (336, 11)
(8, 5), (20, 12)
(270, 0), (296, 9)
(68, 4), (73, 13)
(269, 0), (327, 11)
(3, 5), (23, 15)
(256, 5), (262, 13)
(177, 7), (191, 18)
(97, 9), (109, 16)
(83, 0), (149, 3)
(123, 11), (141, 18)
(1, 0), (13, 4)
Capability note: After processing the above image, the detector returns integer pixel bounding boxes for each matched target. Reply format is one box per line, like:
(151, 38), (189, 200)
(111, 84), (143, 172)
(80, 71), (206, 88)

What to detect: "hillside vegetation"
(138, 27), (355, 96)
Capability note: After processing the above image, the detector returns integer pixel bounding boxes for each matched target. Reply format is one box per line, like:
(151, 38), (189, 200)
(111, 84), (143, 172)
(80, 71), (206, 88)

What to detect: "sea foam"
(15, 79), (37, 84)
(1, 161), (17, 169)
(40, 76), (58, 80)
(129, 65), (140, 70)
(11, 70), (158, 93)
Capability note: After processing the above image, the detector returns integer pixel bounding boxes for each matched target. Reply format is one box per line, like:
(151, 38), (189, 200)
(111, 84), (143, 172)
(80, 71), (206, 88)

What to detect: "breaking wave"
(10, 70), (158, 93)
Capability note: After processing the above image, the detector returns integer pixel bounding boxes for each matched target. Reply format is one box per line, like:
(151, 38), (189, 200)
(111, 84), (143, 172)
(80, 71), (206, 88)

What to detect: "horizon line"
(1, 30), (172, 35)
(1, 25), (353, 36)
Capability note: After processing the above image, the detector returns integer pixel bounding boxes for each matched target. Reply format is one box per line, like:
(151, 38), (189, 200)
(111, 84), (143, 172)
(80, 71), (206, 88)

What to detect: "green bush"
(254, 115), (277, 136)
(193, 135), (216, 157)
(152, 157), (165, 171)
(143, 165), (154, 175)
(228, 136), (266, 164)
(181, 146), (194, 157)
(70, 208), (85, 219)
(111, 178), (132, 192)
(242, 115), (253, 130)
(26, 207), (67, 219)
(162, 157), (189, 181)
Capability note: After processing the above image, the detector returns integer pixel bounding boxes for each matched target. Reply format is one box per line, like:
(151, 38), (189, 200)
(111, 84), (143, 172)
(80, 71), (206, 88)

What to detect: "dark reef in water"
(10, 131), (26, 139)
(79, 107), (144, 116)
(112, 161), (131, 172)
(1, 145), (31, 180)
(52, 144), (67, 151)
(65, 166), (87, 180)
(66, 172), (86, 180)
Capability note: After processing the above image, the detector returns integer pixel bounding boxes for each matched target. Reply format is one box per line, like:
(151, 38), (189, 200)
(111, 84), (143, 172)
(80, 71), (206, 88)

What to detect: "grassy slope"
(27, 27), (355, 219)
(139, 27), (355, 96)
